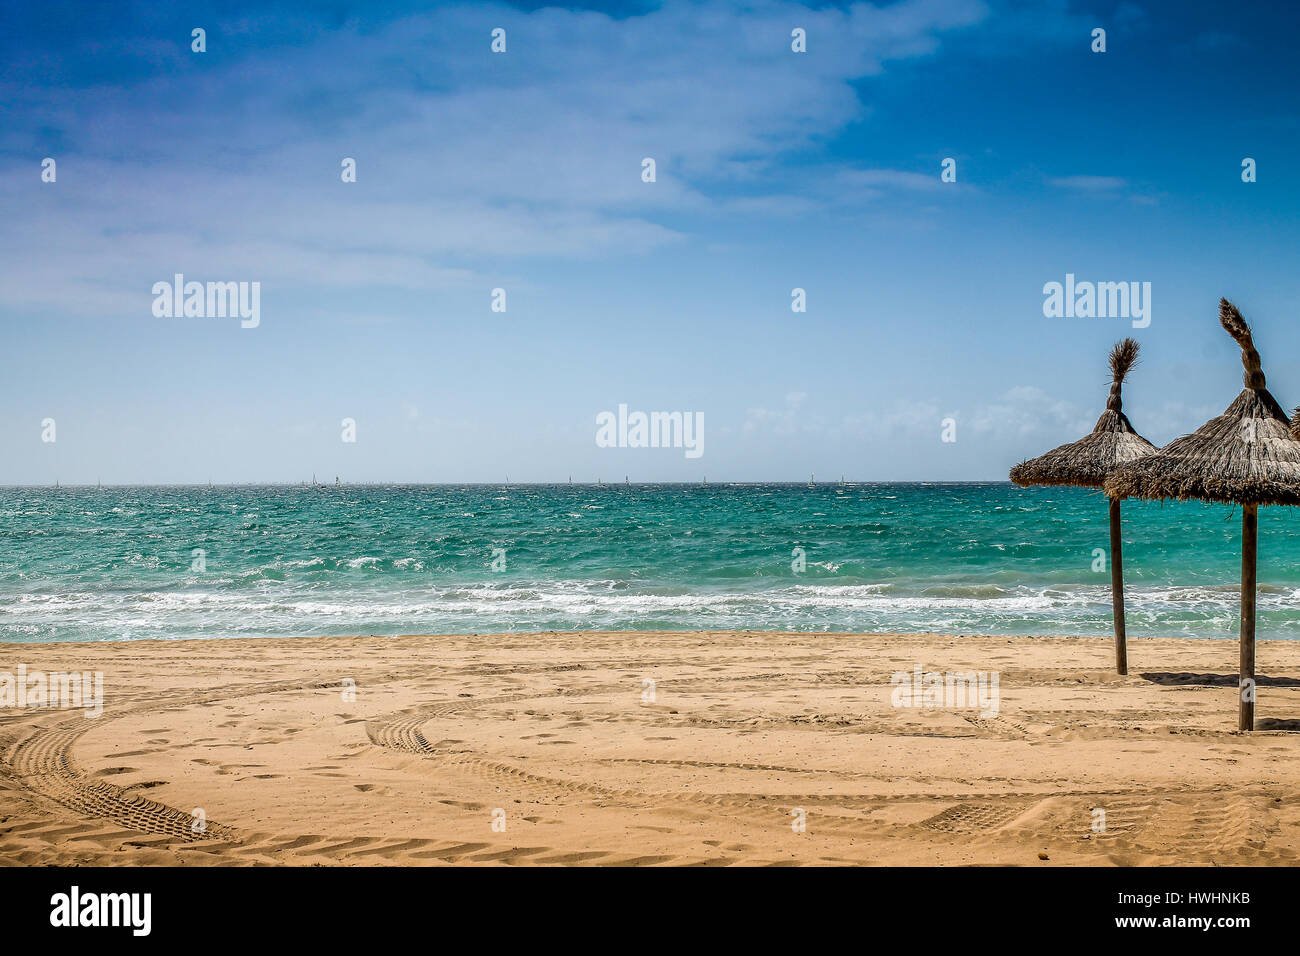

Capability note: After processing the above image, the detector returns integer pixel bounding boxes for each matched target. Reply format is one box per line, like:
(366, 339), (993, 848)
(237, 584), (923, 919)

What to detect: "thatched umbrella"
(1010, 338), (1157, 675)
(1106, 299), (1300, 730)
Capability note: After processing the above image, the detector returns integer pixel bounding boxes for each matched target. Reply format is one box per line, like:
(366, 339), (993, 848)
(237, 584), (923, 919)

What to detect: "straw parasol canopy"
(1105, 299), (1300, 729)
(1010, 339), (1157, 488)
(1011, 339), (1157, 676)
(1105, 303), (1300, 505)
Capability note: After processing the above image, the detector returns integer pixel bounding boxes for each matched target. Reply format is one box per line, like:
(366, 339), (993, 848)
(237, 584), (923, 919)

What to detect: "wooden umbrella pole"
(1240, 503), (1258, 731)
(1108, 496), (1128, 676)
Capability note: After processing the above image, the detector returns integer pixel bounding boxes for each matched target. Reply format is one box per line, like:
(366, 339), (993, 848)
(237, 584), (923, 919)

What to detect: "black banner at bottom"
(0, 864), (1278, 943)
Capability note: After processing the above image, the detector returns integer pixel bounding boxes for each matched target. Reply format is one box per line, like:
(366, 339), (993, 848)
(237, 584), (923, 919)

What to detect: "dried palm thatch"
(1010, 338), (1157, 488)
(1104, 301), (1300, 506)
(1105, 299), (1300, 731)
(1009, 338), (1156, 677)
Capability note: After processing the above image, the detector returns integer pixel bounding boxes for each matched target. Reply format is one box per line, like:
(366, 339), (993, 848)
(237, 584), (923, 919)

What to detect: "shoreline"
(1, 628), (1290, 649)
(2, 630), (1298, 866)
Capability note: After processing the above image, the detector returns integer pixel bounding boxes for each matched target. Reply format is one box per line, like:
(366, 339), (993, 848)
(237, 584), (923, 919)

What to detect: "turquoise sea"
(1, 483), (1298, 644)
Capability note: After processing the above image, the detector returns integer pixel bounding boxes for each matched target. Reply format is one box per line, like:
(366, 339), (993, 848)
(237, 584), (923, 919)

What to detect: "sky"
(1, 0), (1298, 483)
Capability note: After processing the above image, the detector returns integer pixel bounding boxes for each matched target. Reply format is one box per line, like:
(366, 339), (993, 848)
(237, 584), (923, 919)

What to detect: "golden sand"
(1, 630), (1297, 866)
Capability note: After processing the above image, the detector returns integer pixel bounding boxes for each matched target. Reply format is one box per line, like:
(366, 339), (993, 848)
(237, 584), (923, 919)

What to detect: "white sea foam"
(6, 578), (1298, 644)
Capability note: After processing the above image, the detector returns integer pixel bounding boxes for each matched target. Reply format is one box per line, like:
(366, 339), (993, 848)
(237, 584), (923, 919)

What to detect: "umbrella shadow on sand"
(1138, 671), (1300, 688)
(1137, 671), (1300, 731)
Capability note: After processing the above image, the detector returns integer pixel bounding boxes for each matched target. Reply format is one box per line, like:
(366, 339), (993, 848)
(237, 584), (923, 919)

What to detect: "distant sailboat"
(702, 475), (707, 486)
(625, 475), (629, 487)
(808, 473), (815, 488)
(335, 476), (340, 487)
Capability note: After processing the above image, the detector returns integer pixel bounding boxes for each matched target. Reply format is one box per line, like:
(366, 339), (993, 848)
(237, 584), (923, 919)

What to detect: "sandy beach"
(1, 630), (1298, 867)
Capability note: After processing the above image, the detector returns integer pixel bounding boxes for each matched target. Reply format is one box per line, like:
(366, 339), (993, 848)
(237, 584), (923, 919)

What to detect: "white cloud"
(0, 0), (991, 316)
(742, 385), (1114, 446)
(970, 385), (1093, 438)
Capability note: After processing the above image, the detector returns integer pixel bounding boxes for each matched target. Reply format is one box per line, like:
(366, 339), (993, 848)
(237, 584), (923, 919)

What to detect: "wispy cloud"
(970, 385), (1093, 438)
(0, 0), (992, 316)
(742, 385), (1097, 445)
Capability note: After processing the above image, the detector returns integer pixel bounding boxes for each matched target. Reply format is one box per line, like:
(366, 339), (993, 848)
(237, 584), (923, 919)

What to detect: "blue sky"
(1, 0), (1297, 483)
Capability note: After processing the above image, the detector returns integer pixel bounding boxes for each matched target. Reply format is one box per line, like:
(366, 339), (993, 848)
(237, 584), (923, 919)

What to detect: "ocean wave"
(6, 580), (1300, 639)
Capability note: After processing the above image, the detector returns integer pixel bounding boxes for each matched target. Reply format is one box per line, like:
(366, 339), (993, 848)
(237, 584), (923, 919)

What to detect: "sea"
(2, 482), (1298, 643)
